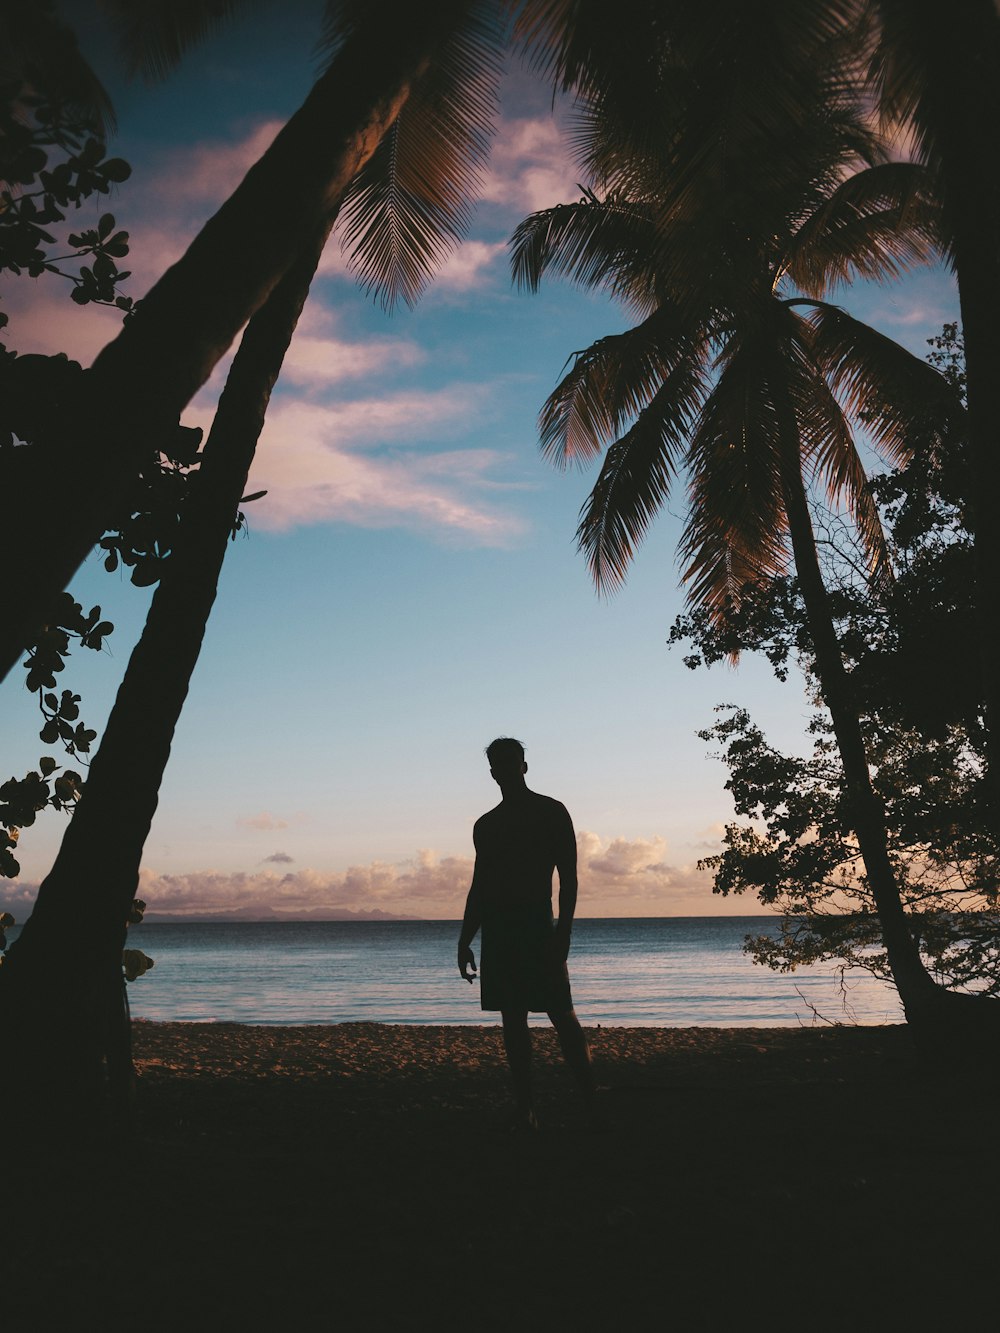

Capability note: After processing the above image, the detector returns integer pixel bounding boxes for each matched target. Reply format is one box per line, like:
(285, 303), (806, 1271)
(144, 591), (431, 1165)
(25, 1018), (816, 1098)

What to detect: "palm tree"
(864, 0), (1000, 831)
(511, 5), (965, 1020)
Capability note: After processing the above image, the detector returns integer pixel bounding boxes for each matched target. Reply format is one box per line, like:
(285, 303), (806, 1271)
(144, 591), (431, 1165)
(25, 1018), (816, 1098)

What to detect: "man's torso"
(473, 791), (573, 914)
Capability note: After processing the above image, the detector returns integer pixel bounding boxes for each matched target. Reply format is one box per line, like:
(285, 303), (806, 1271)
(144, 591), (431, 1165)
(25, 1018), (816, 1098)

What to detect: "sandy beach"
(7, 1021), (996, 1330)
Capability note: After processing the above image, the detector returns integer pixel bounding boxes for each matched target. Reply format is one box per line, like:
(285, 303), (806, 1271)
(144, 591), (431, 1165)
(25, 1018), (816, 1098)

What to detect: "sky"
(0, 2), (960, 921)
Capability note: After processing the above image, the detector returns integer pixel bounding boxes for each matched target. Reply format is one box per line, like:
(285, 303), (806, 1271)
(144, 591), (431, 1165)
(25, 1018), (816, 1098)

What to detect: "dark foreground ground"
(7, 1022), (998, 1331)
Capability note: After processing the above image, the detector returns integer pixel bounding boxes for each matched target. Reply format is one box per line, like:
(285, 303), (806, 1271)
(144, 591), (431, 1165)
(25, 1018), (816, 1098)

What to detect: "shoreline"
(130, 1018), (920, 1085)
(128, 1020), (937, 1118)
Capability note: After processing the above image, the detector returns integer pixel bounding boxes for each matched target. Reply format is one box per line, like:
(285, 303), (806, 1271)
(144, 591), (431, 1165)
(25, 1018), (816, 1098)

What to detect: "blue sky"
(0, 3), (960, 919)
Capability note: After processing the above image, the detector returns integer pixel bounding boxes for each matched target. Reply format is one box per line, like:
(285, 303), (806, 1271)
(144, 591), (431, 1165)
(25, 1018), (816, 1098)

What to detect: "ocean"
(104, 916), (904, 1026)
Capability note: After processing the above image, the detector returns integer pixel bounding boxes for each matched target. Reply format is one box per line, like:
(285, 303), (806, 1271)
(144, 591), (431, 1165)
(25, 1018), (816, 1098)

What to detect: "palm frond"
(510, 196), (660, 314)
(576, 355), (708, 592)
(864, 0), (955, 176)
(782, 312), (892, 588)
(514, 0), (673, 101)
(679, 519), (782, 628)
(102, 0), (254, 82)
(803, 299), (963, 466)
(336, 1), (505, 309)
(783, 162), (943, 295)
(680, 335), (791, 619)
(2, 0), (116, 130)
(538, 306), (702, 467)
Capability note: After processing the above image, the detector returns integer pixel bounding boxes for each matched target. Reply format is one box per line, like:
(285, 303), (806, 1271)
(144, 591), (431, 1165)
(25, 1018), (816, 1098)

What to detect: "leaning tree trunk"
(928, 6), (1000, 840)
(0, 0), (470, 684)
(776, 420), (940, 1019)
(874, 0), (1000, 838)
(0, 218), (333, 1113)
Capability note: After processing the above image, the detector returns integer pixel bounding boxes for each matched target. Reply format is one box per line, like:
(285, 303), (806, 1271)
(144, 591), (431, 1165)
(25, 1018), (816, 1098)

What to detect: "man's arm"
(457, 828), (483, 982)
(553, 804), (578, 963)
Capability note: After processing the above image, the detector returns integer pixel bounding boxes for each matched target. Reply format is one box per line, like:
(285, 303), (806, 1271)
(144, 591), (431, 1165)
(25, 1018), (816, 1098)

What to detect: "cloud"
(262, 851), (295, 864)
(481, 116), (578, 215)
(238, 812), (290, 830)
(243, 397), (526, 542)
(2, 833), (728, 922)
(262, 384), (481, 449)
(874, 299), (953, 329)
(133, 851), (474, 918)
(281, 330), (425, 389)
(689, 823), (731, 853)
(430, 240), (508, 292)
(577, 832), (716, 912)
(75, 833), (719, 920)
(323, 236), (508, 296)
(2, 111), (527, 369)
(3, 98), (529, 551)
(143, 119), (284, 212)
(0, 879), (39, 918)
(2, 288), (129, 364)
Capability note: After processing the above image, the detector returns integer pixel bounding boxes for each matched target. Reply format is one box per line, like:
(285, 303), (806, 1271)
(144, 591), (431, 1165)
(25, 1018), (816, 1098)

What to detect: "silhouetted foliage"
(0, 70), (124, 878)
(0, 86), (132, 318)
(671, 328), (1000, 998)
(0, 63), (207, 888)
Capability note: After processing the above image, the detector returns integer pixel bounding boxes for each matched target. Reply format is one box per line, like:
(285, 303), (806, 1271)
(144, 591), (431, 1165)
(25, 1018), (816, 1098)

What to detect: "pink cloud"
(281, 330), (424, 388)
(238, 812), (290, 831)
(2, 286), (130, 363)
(3, 834), (729, 922)
(124, 834), (717, 919)
(134, 853), (474, 918)
(321, 235), (507, 295)
(481, 116), (578, 215)
(431, 240), (507, 292)
(242, 395), (526, 542)
(577, 832), (715, 912)
(3, 111), (565, 372)
(142, 119), (284, 212)
(262, 387), (481, 446)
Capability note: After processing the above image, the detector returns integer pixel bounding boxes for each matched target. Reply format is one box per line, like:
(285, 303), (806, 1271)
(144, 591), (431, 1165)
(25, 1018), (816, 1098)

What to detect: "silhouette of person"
(458, 737), (595, 1128)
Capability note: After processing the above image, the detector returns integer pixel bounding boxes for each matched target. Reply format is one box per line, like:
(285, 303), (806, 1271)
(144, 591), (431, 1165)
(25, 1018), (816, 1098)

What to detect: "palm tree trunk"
(930, 7), (1000, 837)
(776, 424), (939, 1018)
(0, 0), (469, 684)
(0, 218), (334, 1107)
(874, 0), (1000, 835)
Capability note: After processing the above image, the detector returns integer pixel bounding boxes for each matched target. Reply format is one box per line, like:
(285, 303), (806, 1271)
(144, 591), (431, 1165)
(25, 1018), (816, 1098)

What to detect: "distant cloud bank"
(0, 832), (732, 923)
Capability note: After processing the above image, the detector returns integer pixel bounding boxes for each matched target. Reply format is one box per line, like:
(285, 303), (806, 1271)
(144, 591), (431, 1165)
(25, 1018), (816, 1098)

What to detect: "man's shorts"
(479, 904), (573, 1013)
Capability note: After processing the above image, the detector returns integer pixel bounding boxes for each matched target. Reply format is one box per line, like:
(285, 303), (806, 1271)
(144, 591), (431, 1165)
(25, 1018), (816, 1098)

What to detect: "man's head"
(485, 736), (527, 786)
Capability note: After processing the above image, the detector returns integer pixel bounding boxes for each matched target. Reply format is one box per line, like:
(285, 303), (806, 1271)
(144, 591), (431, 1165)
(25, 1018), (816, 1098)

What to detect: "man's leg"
(547, 1007), (596, 1100)
(500, 1008), (535, 1126)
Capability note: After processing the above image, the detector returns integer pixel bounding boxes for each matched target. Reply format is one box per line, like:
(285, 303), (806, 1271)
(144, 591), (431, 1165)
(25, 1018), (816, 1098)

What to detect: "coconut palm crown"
(510, 3), (956, 622)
